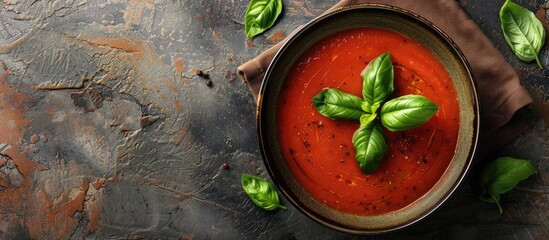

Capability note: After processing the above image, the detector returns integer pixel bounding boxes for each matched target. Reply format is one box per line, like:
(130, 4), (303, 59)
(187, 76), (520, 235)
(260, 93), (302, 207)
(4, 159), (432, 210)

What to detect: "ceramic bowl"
(257, 4), (479, 234)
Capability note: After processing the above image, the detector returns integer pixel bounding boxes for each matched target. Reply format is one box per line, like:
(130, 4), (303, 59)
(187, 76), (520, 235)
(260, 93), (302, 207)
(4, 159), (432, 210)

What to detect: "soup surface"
(276, 27), (460, 215)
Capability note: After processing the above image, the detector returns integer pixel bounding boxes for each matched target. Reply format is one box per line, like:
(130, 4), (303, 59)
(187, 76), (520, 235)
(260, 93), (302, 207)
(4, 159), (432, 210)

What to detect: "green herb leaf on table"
(380, 95), (439, 132)
(479, 156), (537, 214)
(312, 88), (364, 121)
(242, 174), (287, 211)
(352, 122), (388, 173)
(362, 53), (394, 108)
(244, 0), (283, 38)
(499, 0), (546, 69)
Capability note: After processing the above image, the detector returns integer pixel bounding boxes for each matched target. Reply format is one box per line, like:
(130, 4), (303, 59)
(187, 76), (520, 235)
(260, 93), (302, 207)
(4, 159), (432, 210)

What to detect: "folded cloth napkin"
(237, 0), (533, 160)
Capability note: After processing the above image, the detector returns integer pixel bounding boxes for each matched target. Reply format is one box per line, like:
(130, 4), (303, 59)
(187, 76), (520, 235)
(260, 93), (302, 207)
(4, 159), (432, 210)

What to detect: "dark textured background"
(0, 0), (547, 239)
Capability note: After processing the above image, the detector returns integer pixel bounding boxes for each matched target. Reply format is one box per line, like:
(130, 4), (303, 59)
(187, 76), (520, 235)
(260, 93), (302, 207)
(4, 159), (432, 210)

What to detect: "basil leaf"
(479, 156), (537, 214)
(352, 122), (388, 173)
(242, 174), (287, 211)
(312, 88), (364, 121)
(361, 102), (380, 114)
(359, 112), (377, 126)
(479, 156), (537, 196)
(499, 0), (546, 68)
(361, 53), (394, 107)
(244, 0), (283, 38)
(360, 101), (370, 113)
(380, 95), (438, 132)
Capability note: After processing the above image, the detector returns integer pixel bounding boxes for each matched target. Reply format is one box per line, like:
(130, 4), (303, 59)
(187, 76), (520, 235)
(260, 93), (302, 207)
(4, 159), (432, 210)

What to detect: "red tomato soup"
(276, 28), (459, 215)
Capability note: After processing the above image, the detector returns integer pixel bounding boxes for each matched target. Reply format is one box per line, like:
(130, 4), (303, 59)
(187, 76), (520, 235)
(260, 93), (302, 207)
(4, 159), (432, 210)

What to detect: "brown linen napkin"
(237, 0), (533, 160)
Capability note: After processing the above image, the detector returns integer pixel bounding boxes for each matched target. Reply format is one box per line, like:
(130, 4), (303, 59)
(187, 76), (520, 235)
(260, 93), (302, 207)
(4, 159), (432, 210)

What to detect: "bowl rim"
(256, 3), (480, 234)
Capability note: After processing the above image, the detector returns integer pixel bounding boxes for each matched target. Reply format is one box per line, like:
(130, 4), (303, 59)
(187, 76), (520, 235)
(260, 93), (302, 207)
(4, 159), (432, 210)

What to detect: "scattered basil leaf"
(380, 95), (439, 132)
(499, 0), (546, 69)
(352, 122), (388, 174)
(361, 53), (394, 107)
(479, 156), (537, 214)
(244, 0), (283, 38)
(242, 174), (287, 211)
(312, 88), (364, 121)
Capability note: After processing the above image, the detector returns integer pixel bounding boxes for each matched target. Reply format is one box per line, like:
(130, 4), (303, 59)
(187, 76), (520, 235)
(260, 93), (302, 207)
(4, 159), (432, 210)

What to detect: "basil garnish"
(311, 53), (438, 173)
(380, 95), (439, 131)
(499, 0), (546, 68)
(359, 112), (377, 126)
(352, 123), (388, 173)
(242, 174), (287, 211)
(479, 156), (537, 214)
(244, 0), (283, 38)
(362, 53), (394, 108)
(312, 88), (364, 121)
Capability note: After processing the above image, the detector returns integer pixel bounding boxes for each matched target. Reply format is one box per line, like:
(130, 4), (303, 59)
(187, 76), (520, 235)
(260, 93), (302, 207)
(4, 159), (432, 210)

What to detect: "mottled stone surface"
(0, 0), (546, 239)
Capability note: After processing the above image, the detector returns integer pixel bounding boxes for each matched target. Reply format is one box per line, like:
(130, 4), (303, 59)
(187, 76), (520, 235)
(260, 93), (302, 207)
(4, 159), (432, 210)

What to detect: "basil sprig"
(499, 0), (546, 69)
(312, 88), (364, 121)
(312, 53), (438, 173)
(244, 0), (283, 38)
(242, 174), (287, 211)
(479, 156), (537, 214)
